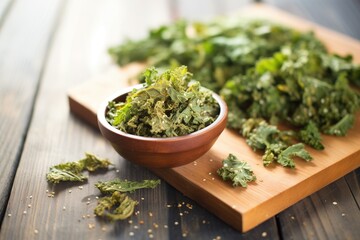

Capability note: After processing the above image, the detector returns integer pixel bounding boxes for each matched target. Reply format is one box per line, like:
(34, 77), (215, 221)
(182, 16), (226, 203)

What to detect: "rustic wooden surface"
(0, 0), (359, 239)
(68, 4), (360, 232)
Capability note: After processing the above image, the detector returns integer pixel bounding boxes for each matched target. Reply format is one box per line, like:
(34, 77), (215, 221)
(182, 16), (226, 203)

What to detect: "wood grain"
(0, 0), (64, 224)
(67, 4), (360, 232)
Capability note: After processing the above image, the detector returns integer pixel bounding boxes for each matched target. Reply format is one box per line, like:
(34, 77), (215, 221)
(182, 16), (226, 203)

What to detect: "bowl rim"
(97, 84), (228, 142)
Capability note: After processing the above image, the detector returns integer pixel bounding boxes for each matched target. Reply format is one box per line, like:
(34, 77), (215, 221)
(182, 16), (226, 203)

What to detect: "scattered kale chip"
(46, 153), (112, 184)
(217, 154), (256, 187)
(95, 179), (161, 194)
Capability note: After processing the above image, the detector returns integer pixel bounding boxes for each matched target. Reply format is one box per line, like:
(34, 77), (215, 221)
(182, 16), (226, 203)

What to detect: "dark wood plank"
(0, 0), (64, 224)
(277, 178), (360, 239)
(345, 168), (360, 208)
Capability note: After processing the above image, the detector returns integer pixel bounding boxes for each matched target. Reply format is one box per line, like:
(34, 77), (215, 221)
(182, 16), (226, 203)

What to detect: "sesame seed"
(209, 159), (213, 162)
(186, 203), (193, 209)
(147, 229), (152, 233)
(78, 186), (83, 190)
(166, 204), (172, 208)
(179, 212), (183, 216)
(134, 225), (139, 229)
(214, 236), (221, 240)
(129, 232), (134, 236)
(51, 191), (55, 195)
(291, 216), (295, 220)
(95, 196), (99, 199)
(208, 172), (212, 175)
(164, 225), (168, 228)
(7, 214), (11, 217)
(177, 203), (182, 208)
(86, 201), (90, 205)
(116, 169), (120, 173)
(87, 198), (91, 201)
(23, 211), (27, 215)
(341, 213), (346, 217)
(88, 223), (95, 229)
(128, 220), (133, 224)
(149, 234), (154, 239)
(262, 232), (267, 237)
(86, 214), (91, 218)
(141, 197), (145, 201)
(29, 196), (33, 199)
(202, 178), (206, 182)
(139, 220), (144, 224)
(34, 229), (39, 234)
(153, 223), (159, 228)
(182, 232), (187, 237)
(148, 212), (153, 217)
(211, 177), (215, 180)
(174, 221), (179, 225)
(101, 227), (107, 232)
(202, 220), (206, 224)
(82, 215), (86, 219)
(46, 190), (49, 193)
(62, 206), (66, 211)
(332, 201), (338, 205)
(28, 204), (32, 208)
(68, 190), (72, 193)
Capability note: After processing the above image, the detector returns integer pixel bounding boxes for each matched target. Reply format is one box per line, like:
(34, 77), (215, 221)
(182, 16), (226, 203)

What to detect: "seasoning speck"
(7, 214), (11, 217)
(209, 159), (213, 162)
(182, 232), (188, 237)
(174, 221), (179, 225)
(23, 211), (27, 215)
(28, 204), (32, 208)
(148, 212), (153, 217)
(341, 213), (346, 217)
(149, 234), (154, 239)
(164, 225), (168, 229)
(332, 201), (338, 205)
(262, 232), (267, 237)
(129, 232), (134, 236)
(62, 206), (66, 211)
(134, 225), (139, 229)
(68, 190), (72, 193)
(78, 186), (83, 190)
(34, 229), (39, 234)
(141, 197), (145, 201)
(88, 223), (95, 229)
(29, 195), (33, 199)
(116, 169), (120, 173)
(202, 178), (206, 182)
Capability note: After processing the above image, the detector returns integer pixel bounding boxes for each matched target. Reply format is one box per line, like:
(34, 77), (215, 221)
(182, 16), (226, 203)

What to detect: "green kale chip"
(46, 153), (112, 184)
(217, 154), (256, 187)
(94, 191), (138, 221)
(95, 179), (161, 194)
(107, 66), (220, 137)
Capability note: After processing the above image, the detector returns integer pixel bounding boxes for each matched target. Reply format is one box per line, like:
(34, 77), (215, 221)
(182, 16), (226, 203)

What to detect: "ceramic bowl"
(97, 85), (228, 168)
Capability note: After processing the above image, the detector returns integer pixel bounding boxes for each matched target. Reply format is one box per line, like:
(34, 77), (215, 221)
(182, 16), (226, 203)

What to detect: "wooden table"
(0, 0), (359, 239)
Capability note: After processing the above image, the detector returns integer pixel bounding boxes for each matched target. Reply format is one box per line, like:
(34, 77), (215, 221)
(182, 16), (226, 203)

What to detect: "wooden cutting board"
(68, 4), (360, 232)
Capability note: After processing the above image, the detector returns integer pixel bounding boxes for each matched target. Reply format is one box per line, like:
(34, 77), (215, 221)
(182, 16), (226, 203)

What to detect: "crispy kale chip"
(242, 119), (312, 168)
(299, 121), (324, 150)
(95, 179), (161, 194)
(107, 66), (220, 137)
(46, 153), (112, 184)
(94, 191), (138, 221)
(217, 154), (256, 187)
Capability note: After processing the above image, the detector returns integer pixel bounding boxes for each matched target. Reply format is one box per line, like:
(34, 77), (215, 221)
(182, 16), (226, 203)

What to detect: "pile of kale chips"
(108, 18), (360, 168)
